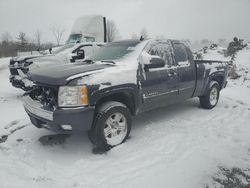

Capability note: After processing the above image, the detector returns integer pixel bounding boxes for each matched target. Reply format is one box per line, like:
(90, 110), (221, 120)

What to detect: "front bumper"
(23, 96), (95, 133)
(9, 75), (33, 90)
(9, 66), (31, 90)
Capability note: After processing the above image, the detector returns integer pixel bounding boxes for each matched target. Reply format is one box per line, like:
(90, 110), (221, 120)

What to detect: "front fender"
(88, 84), (141, 114)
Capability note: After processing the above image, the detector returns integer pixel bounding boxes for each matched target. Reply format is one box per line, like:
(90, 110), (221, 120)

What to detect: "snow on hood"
(12, 54), (45, 62)
(28, 54), (68, 71)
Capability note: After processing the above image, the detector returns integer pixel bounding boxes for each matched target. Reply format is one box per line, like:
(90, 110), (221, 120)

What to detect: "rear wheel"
(88, 101), (132, 151)
(200, 81), (220, 109)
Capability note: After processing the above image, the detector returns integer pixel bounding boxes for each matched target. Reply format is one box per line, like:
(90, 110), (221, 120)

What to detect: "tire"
(199, 81), (220, 109)
(88, 101), (132, 151)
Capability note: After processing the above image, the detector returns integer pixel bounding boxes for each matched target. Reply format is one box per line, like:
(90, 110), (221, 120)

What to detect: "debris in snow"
(208, 167), (250, 188)
(38, 134), (70, 146)
(16, 138), (23, 142)
(0, 135), (8, 143)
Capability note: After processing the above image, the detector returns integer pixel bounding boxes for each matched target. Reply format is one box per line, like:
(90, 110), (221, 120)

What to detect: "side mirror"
(144, 57), (165, 70)
(76, 49), (85, 59)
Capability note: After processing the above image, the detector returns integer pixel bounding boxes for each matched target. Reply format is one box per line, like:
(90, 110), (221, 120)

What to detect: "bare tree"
(106, 20), (119, 42)
(51, 25), (66, 46)
(140, 27), (149, 39)
(17, 32), (28, 50)
(34, 29), (42, 49)
(1, 32), (12, 44)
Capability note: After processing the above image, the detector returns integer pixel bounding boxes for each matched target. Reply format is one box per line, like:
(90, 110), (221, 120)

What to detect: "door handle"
(168, 72), (177, 77)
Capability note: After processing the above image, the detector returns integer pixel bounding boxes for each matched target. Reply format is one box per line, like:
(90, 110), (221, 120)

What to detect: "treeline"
(0, 31), (57, 58)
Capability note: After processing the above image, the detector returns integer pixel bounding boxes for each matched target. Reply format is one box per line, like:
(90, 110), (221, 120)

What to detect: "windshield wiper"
(83, 59), (94, 64)
(100, 60), (116, 64)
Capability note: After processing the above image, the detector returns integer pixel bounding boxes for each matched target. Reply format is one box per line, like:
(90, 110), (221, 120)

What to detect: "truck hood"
(12, 54), (45, 62)
(28, 62), (111, 85)
(28, 55), (68, 71)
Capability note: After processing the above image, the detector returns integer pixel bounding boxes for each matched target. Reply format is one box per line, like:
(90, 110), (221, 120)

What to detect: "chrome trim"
(8, 64), (25, 69)
(148, 66), (178, 72)
(23, 96), (53, 121)
(66, 70), (104, 81)
(179, 87), (194, 91)
(143, 89), (178, 99)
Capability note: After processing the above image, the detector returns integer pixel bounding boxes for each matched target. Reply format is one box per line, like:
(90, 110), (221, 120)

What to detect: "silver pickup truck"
(9, 42), (104, 90)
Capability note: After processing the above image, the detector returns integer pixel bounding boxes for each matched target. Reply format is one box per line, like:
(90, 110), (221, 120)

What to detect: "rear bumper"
(23, 96), (95, 133)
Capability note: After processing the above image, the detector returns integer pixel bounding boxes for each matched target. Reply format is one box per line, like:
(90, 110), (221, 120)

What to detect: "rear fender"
(201, 71), (225, 96)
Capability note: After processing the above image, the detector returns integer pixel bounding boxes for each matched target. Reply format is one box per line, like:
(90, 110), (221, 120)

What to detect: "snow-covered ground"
(0, 49), (250, 188)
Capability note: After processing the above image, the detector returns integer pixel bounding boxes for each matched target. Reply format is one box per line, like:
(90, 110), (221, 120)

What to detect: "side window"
(148, 42), (174, 67)
(173, 43), (188, 62)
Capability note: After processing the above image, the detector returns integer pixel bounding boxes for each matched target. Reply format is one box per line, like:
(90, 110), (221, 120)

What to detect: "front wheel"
(88, 101), (132, 151)
(199, 81), (220, 109)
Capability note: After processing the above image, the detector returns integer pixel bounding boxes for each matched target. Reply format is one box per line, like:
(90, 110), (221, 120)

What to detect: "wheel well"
(96, 92), (136, 115)
(211, 76), (224, 89)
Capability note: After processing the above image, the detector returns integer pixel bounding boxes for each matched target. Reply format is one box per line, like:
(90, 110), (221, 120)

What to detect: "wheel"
(88, 101), (132, 151)
(199, 81), (220, 109)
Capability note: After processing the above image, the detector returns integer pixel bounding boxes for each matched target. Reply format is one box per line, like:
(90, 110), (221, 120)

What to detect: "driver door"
(139, 40), (178, 112)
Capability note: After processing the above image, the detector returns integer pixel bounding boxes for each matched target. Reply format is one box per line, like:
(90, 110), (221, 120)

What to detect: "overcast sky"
(0, 0), (249, 44)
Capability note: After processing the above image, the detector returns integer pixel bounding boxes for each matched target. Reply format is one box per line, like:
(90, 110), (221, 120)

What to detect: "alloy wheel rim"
(210, 87), (218, 106)
(104, 112), (128, 146)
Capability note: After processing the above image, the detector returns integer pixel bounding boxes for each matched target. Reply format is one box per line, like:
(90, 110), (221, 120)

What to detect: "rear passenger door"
(139, 40), (178, 112)
(172, 42), (196, 99)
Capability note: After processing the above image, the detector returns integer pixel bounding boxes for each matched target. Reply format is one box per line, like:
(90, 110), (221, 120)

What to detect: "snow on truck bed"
(0, 49), (250, 188)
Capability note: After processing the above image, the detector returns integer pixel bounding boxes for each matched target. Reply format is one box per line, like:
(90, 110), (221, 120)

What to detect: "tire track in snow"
(0, 119), (30, 143)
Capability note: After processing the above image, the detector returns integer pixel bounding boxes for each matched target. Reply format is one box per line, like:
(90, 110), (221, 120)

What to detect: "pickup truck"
(9, 42), (104, 90)
(23, 39), (228, 151)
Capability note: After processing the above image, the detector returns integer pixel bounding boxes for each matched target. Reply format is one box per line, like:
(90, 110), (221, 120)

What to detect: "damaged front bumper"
(9, 64), (32, 90)
(23, 95), (95, 133)
(9, 75), (33, 90)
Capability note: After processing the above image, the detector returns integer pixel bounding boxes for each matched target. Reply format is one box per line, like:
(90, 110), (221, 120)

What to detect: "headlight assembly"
(58, 85), (89, 107)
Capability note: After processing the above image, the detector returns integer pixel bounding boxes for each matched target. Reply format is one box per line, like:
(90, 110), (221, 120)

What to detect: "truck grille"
(29, 86), (58, 109)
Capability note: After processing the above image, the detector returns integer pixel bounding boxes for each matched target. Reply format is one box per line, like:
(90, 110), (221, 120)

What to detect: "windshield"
(89, 41), (140, 62)
(52, 44), (75, 54)
(66, 34), (82, 44)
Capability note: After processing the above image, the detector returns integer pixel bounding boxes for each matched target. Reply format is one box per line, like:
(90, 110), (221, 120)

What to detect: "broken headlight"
(58, 85), (89, 107)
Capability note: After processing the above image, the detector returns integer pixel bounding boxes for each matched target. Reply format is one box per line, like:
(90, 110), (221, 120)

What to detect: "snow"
(0, 48), (250, 188)
(196, 46), (231, 61)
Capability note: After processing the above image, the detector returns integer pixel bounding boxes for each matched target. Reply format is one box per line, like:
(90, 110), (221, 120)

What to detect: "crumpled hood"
(11, 54), (45, 62)
(28, 62), (111, 85)
(28, 54), (68, 70)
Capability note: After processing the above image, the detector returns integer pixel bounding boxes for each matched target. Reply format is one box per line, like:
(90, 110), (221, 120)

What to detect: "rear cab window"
(172, 43), (190, 66)
(144, 40), (175, 67)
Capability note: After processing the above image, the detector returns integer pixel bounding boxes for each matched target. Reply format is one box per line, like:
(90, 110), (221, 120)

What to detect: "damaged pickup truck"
(23, 39), (228, 150)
